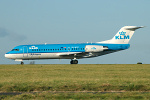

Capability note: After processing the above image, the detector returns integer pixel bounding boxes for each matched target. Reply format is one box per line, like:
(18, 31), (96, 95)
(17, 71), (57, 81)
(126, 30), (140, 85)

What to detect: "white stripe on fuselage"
(5, 52), (79, 60)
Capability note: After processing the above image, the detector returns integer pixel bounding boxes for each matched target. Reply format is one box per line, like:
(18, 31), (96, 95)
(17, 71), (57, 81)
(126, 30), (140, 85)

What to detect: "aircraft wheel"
(70, 60), (78, 64)
(70, 60), (73, 64)
(74, 60), (78, 64)
(21, 62), (24, 65)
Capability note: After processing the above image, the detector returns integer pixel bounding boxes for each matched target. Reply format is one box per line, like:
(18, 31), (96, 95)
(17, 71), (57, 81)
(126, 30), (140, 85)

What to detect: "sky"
(0, 0), (150, 64)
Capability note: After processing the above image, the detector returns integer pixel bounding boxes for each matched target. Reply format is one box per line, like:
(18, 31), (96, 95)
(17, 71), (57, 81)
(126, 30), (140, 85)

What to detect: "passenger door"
(23, 46), (28, 57)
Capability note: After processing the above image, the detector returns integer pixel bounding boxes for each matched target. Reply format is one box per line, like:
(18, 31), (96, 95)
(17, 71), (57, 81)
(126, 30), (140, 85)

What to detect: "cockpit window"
(12, 49), (19, 51)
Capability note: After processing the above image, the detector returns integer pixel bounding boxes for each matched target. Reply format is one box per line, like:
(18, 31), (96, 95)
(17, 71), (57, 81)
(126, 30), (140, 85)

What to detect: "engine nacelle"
(85, 45), (107, 52)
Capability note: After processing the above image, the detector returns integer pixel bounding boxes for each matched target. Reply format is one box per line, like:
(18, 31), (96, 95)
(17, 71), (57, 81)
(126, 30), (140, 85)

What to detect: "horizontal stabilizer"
(125, 26), (145, 31)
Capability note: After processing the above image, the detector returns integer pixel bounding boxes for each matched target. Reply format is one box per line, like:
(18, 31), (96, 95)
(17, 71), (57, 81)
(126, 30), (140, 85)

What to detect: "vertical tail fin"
(110, 26), (144, 44)
(98, 26), (144, 44)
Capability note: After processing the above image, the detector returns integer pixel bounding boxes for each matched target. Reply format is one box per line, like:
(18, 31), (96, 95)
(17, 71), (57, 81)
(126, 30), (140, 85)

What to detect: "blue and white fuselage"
(5, 26), (144, 64)
(5, 43), (129, 59)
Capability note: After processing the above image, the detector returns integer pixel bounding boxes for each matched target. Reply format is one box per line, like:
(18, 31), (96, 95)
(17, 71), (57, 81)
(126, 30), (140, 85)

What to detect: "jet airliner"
(5, 26), (144, 64)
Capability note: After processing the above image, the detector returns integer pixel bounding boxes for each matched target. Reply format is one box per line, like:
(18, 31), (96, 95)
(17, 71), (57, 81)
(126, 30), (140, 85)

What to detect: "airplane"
(5, 26), (144, 64)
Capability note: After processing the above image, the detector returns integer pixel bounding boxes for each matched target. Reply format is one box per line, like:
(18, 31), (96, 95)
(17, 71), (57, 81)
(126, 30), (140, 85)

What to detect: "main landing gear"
(70, 60), (78, 64)
(70, 54), (78, 64)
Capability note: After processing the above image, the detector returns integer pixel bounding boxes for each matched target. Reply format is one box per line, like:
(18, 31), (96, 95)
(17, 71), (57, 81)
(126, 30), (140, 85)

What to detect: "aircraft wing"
(57, 50), (119, 59)
(57, 52), (107, 59)
(57, 52), (83, 56)
(57, 52), (87, 59)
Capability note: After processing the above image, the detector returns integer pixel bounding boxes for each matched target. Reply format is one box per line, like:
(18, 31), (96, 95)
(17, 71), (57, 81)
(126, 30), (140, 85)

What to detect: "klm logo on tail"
(115, 31), (129, 39)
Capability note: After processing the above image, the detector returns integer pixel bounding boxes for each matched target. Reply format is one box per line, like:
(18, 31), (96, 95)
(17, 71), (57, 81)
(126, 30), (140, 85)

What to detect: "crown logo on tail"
(119, 31), (126, 35)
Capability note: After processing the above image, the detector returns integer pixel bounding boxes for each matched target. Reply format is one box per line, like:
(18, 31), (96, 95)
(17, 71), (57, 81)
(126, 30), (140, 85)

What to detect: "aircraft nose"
(5, 54), (10, 58)
(5, 54), (7, 58)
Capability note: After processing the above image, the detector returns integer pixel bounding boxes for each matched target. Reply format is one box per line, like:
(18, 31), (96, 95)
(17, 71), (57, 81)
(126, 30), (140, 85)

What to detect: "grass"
(1, 92), (150, 100)
(0, 64), (150, 99)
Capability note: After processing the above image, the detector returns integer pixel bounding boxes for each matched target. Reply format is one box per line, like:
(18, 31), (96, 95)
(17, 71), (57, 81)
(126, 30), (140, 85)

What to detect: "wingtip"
(140, 26), (146, 28)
